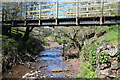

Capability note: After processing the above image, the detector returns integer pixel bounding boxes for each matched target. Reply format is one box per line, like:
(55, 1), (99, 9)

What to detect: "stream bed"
(22, 47), (69, 79)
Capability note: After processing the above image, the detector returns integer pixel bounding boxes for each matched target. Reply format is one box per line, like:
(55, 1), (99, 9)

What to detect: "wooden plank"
(59, 2), (74, 5)
(39, 4), (41, 25)
(56, 1), (58, 25)
(100, 0), (104, 25)
(41, 3), (56, 7)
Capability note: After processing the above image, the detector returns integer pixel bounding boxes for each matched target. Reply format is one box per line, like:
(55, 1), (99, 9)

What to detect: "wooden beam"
(76, 1), (79, 25)
(56, 1), (58, 25)
(100, 0), (104, 25)
(39, 3), (41, 25)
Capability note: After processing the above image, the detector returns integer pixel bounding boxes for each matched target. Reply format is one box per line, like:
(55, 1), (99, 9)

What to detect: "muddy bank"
(2, 37), (81, 79)
(2, 65), (32, 79)
(2, 54), (81, 79)
(62, 47), (79, 59)
(65, 58), (81, 78)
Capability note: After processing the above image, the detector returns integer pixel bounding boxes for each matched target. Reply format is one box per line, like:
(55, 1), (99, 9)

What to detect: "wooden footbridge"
(1, 1), (120, 27)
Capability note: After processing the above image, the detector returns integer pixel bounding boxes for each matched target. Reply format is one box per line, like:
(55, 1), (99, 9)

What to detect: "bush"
(2, 35), (18, 55)
(88, 44), (98, 65)
(99, 51), (109, 63)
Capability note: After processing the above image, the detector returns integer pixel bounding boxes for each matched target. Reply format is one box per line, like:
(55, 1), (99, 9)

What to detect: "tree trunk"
(22, 26), (34, 43)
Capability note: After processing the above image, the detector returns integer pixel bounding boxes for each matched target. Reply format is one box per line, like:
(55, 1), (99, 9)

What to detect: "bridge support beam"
(39, 20), (41, 25)
(76, 17), (79, 25)
(100, 16), (104, 25)
(24, 21), (27, 26)
(12, 21), (14, 26)
(56, 19), (59, 25)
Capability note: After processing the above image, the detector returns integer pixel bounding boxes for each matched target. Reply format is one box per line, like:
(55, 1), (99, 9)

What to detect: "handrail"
(2, 2), (119, 20)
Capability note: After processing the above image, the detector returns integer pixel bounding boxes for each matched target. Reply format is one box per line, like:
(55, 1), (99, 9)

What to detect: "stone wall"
(96, 43), (120, 79)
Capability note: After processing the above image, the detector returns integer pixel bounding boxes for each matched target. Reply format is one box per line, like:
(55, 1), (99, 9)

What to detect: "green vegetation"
(99, 51), (109, 63)
(76, 62), (97, 78)
(76, 25), (119, 78)
(2, 27), (44, 72)
(49, 35), (71, 45)
(116, 51), (120, 62)
(96, 26), (119, 43)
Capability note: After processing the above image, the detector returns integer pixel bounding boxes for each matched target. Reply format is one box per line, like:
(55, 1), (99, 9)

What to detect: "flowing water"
(22, 46), (68, 79)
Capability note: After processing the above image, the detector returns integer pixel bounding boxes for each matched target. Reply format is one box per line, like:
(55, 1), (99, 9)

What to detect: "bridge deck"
(1, 1), (120, 26)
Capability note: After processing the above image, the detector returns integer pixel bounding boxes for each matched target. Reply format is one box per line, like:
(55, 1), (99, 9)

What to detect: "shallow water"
(22, 46), (68, 79)
(36, 46), (67, 78)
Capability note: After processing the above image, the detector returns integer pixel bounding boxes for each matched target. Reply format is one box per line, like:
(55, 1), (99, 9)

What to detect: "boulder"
(99, 69), (110, 76)
(108, 48), (118, 57)
(111, 61), (119, 70)
(117, 69), (120, 77)
(100, 64), (109, 70)
(109, 70), (117, 77)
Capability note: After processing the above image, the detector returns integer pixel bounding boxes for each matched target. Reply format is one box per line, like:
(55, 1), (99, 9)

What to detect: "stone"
(108, 48), (118, 57)
(96, 49), (100, 54)
(111, 61), (119, 70)
(108, 70), (117, 77)
(99, 74), (106, 78)
(100, 64), (108, 70)
(117, 69), (120, 77)
(99, 45), (104, 50)
(118, 62), (120, 68)
(106, 45), (111, 49)
(99, 69), (110, 76)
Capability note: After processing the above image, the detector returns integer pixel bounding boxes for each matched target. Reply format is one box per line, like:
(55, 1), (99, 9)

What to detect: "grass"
(76, 25), (119, 78)
(96, 26), (119, 43)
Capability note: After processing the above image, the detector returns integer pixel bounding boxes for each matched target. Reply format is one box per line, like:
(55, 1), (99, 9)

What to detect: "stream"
(22, 46), (68, 79)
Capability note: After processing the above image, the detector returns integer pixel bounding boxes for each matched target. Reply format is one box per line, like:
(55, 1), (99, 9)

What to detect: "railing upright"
(56, 1), (58, 25)
(100, 0), (104, 25)
(24, 2), (27, 26)
(39, 3), (41, 25)
(76, 1), (79, 25)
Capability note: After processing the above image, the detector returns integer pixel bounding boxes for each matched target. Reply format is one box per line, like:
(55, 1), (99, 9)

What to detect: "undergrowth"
(76, 25), (119, 78)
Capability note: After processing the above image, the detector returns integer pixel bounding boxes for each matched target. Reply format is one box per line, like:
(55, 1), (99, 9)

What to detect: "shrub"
(99, 51), (109, 63)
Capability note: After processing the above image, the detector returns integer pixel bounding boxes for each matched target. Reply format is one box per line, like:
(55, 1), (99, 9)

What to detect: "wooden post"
(86, 2), (89, 17)
(12, 21), (14, 26)
(76, 1), (79, 25)
(39, 3), (41, 25)
(25, 2), (27, 26)
(21, 2), (22, 20)
(56, 1), (58, 25)
(100, 0), (104, 25)
(108, 5), (111, 16)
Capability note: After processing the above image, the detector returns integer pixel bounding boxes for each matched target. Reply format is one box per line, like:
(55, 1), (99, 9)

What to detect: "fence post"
(76, 1), (79, 25)
(100, 0), (104, 25)
(24, 2), (27, 26)
(39, 3), (41, 25)
(86, 2), (89, 17)
(56, 1), (58, 25)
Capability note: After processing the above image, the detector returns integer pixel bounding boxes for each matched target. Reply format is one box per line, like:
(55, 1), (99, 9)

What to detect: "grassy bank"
(2, 27), (44, 72)
(76, 25), (119, 78)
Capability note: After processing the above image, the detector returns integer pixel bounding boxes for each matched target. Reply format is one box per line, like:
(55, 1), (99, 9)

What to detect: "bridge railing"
(2, 1), (120, 21)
